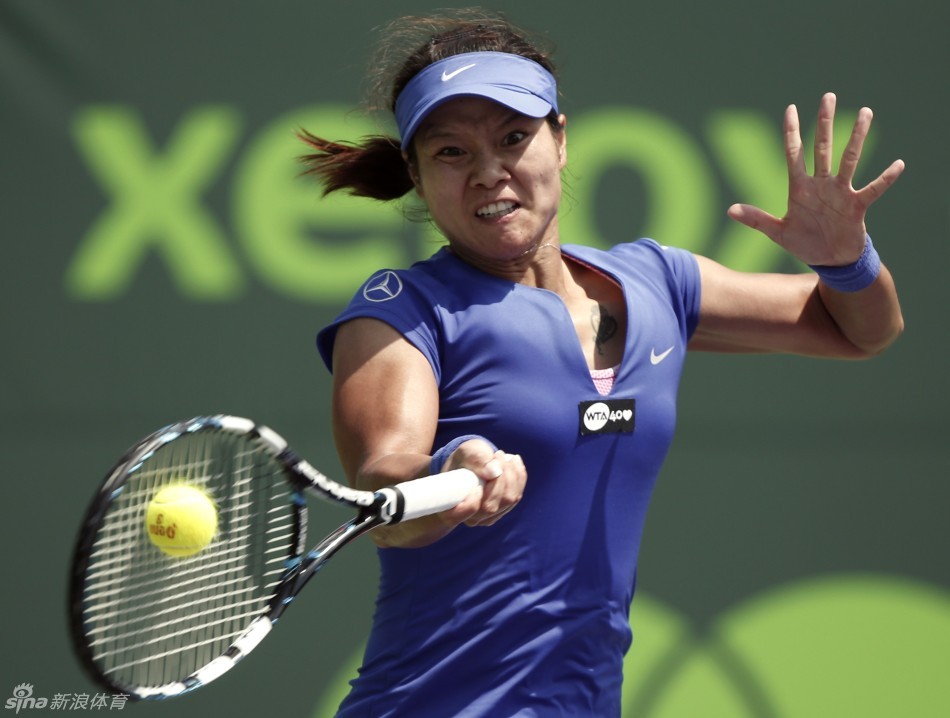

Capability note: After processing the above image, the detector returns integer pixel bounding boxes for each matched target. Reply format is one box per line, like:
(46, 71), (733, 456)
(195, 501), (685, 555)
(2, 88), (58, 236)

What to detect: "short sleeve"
(316, 268), (444, 385)
(656, 243), (702, 340)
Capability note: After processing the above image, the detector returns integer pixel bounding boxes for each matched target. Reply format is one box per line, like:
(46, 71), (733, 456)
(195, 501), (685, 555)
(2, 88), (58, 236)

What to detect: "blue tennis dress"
(317, 240), (701, 717)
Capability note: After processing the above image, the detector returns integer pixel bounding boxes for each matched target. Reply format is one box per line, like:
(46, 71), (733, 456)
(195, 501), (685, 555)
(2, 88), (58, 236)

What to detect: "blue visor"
(395, 51), (558, 149)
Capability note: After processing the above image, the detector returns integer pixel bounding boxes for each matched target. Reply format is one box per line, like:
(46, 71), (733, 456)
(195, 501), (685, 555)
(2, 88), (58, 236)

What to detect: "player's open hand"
(727, 92), (904, 266)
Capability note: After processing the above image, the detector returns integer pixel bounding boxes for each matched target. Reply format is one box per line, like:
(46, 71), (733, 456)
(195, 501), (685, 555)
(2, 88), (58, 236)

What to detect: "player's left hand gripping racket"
(69, 415), (479, 700)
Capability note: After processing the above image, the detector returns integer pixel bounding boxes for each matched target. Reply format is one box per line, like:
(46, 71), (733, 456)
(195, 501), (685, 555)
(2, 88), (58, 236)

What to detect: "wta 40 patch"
(578, 399), (635, 436)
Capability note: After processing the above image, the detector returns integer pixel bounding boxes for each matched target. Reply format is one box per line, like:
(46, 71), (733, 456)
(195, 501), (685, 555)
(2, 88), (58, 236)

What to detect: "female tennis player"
(302, 9), (904, 716)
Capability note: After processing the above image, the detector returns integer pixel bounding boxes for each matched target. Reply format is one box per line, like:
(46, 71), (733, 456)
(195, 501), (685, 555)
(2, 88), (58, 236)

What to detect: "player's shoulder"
(610, 237), (689, 263)
(567, 238), (694, 276)
(347, 250), (454, 305)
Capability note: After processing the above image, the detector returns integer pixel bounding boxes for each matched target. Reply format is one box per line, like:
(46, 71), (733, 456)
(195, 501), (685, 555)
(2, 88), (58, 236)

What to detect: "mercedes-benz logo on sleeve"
(362, 271), (404, 302)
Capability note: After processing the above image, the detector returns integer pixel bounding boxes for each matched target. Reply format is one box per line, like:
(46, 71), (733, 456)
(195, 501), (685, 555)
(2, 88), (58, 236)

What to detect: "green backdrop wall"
(2, 1), (948, 716)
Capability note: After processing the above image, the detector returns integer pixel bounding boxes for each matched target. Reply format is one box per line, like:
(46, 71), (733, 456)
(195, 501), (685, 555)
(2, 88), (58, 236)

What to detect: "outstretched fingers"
(856, 158), (906, 209)
(837, 106), (873, 184)
(838, 103), (905, 208)
(784, 103), (807, 180)
(727, 203), (783, 244)
(728, 93), (904, 265)
(813, 92), (837, 178)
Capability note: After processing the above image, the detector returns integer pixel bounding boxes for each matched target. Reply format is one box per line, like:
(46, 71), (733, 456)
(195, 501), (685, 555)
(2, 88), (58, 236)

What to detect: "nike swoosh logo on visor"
(441, 63), (477, 81)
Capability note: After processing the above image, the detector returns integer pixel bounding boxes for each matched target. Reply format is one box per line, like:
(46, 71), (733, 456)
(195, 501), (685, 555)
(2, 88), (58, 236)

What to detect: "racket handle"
(386, 468), (483, 523)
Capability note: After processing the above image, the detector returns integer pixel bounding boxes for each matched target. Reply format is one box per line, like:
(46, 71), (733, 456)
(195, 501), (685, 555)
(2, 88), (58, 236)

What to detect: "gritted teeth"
(476, 200), (518, 218)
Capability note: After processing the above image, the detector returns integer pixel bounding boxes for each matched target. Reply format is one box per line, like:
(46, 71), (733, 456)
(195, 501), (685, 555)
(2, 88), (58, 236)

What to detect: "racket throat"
(372, 487), (404, 525)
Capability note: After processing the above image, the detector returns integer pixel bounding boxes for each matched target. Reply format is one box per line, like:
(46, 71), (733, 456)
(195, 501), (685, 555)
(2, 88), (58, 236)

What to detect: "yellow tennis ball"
(145, 484), (218, 558)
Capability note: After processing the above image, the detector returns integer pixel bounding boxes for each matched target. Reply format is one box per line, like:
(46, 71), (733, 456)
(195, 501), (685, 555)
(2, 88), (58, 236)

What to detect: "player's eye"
(436, 146), (465, 158)
(502, 131), (528, 147)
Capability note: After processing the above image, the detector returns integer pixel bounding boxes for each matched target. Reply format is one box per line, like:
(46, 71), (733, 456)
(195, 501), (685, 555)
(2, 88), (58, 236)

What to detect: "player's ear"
(403, 151), (424, 198)
(556, 114), (567, 170)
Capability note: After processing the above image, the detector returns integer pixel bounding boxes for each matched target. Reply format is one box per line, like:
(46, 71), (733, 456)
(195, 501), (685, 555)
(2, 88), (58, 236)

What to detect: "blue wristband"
(430, 434), (498, 475)
(808, 235), (881, 292)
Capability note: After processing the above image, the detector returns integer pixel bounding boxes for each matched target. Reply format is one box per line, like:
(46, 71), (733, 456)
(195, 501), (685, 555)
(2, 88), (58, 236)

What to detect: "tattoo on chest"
(591, 304), (618, 355)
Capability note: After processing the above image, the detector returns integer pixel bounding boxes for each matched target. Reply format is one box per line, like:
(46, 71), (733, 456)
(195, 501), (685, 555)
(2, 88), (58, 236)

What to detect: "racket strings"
(84, 505), (297, 599)
(99, 613), (268, 676)
(84, 569), (283, 639)
(78, 429), (301, 690)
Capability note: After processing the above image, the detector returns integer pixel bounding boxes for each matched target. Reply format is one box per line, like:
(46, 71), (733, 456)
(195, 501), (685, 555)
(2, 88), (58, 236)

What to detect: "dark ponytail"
(297, 131), (413, 201)
(298, 9), (557, 202)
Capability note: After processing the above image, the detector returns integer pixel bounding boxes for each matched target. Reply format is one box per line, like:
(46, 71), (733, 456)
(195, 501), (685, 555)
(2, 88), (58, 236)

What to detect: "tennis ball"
(145, 484), (218, 558)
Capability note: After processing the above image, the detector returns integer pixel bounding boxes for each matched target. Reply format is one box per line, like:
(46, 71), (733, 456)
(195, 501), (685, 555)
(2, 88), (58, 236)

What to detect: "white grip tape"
(395, 469), (482, 522)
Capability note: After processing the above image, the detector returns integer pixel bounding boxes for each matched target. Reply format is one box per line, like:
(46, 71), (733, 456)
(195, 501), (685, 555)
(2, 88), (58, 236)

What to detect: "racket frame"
(69, 415), (476, 700)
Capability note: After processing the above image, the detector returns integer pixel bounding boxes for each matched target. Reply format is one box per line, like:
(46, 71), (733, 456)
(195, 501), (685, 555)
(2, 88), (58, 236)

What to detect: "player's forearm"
(817, 263), (904, 357)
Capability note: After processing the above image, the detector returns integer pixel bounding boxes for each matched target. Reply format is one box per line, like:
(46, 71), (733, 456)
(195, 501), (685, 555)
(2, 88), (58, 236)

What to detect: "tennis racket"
(69, 414), (479, 701)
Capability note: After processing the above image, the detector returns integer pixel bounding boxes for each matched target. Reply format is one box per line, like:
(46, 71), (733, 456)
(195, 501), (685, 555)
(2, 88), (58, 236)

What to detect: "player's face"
(408, 97), (567, 266)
